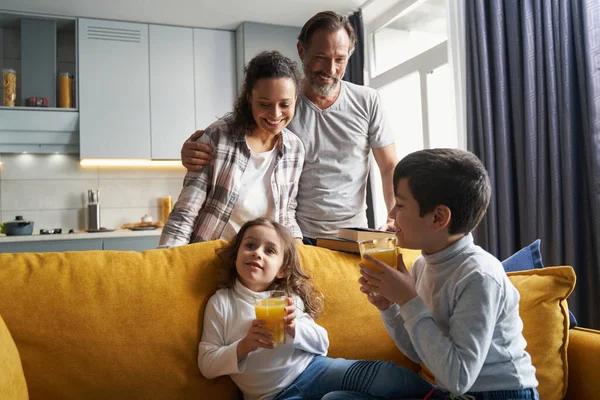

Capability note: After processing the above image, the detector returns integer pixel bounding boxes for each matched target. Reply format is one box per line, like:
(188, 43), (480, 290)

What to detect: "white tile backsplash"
(2, 179), (96, 210)
(6, 209), (84, 232)
(101, 207), (161, 230)
(99, 178), (182, 208)
(0, 154), (186, 231)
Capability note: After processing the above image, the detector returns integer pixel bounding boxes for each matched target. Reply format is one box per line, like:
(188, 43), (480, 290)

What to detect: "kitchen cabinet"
(103, 236), (159, 251)
(78, 20), (236, 160)
(78, 18), (151, 159)
(193, 28), (236, 131)
(0, 233), (159, 253)
(0, 11), (78, 153)
(149, 25), (195, 160)
(0, 239), (103, 253)
(0, 109), (79, 153)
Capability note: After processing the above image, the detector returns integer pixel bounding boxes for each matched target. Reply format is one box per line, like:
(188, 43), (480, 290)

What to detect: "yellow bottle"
(58, 72), (72, 108)
(161, 196), (173, 222)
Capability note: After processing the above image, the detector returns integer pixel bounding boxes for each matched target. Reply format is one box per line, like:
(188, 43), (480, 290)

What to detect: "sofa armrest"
(565, 327), (600, 400)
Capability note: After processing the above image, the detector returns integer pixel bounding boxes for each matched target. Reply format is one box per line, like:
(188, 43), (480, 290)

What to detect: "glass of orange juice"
(358, 237), (398, 295)
(254, 290), (287, 345)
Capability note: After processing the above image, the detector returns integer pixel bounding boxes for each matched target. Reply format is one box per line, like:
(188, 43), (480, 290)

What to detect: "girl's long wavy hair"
(227, 51), (302, 136)
(216, 218), (324, 319)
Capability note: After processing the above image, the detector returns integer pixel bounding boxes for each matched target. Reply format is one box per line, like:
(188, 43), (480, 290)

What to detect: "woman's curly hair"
(228, 51), (302, 136)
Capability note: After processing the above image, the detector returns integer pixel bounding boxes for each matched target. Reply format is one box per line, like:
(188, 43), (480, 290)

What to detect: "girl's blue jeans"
(272, 355), (434, 400)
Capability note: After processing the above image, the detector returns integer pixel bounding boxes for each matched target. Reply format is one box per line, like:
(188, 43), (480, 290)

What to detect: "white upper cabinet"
(78, 19), (236, 160)
(78, 19), (151, 159)
(149, 25), (196, 160)
(194, 29), (236, 131)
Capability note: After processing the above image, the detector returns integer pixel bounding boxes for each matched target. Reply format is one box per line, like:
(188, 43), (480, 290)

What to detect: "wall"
(0, 153), (185, 232)
(236, 22), (302, 88)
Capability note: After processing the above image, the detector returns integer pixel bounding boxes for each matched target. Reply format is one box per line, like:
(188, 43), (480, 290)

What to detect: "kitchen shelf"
(0, 106), (78, 112)
(1, 11), (77, 111)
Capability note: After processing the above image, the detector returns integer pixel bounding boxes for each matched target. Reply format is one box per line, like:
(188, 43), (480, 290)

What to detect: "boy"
(359, 149), (539, 399)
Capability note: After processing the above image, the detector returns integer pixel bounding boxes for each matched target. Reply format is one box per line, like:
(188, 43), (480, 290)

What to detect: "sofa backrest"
(0, 241), (420, 400)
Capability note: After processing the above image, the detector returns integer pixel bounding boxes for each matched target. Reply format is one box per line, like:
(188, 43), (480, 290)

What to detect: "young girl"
(159, 51), (304, 248)
(198, 217), (435, 400)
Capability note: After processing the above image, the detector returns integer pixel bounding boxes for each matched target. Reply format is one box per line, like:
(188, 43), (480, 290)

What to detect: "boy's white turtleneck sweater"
(198, 280), (329, 400)
(381, 234), (538, 395)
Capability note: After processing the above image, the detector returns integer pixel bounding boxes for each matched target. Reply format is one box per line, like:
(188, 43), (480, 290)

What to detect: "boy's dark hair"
(393, 148), (491, 235)
(230, 51), (301, 135)
(297, 11), (356, 55)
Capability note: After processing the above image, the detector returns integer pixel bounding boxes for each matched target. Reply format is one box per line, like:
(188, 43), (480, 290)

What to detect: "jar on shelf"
(58, 72), (73, 108)
(3, 69), (17, 107)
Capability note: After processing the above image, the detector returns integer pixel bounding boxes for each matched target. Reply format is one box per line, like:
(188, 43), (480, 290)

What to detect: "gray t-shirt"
(287, 81), (394, 238)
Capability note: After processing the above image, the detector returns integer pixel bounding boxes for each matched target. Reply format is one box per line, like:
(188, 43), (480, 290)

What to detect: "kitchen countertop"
(0, 229), (162, 243)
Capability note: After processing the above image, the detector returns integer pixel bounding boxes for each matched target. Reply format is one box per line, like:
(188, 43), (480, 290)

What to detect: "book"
(337, 227), (396, 242)
(315, 237), (361, 254)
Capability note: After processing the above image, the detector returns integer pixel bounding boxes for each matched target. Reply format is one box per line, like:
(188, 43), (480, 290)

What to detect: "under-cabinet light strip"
(80, 159), (184, 167)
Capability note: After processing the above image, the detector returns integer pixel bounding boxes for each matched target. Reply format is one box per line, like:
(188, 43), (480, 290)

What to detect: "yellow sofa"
(0, 241), (598, 400)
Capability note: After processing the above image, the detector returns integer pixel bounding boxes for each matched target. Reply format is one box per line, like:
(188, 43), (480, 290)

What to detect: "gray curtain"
(343, 9), (376, 228)
(343, 9), (365, 86)
(466, 0), (600, 328)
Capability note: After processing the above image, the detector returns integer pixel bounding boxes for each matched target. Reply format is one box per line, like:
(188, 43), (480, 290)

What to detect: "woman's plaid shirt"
(159, 118), (305, 247)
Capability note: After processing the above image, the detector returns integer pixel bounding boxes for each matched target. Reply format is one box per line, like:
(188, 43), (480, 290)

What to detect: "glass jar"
(3, 69), (17, 107)
(58, 72), (73, 108)
(161, 196), (173, 222)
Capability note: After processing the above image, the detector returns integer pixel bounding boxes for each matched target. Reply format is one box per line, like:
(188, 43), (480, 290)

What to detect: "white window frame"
(365, 0), (453, 227)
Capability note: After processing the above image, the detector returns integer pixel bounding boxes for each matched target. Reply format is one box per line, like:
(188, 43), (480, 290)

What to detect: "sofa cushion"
(0, 243), (239, 400)
(297, 245), (422, 370)
(501, 239), (543, 272)
(509, 266), (574, 400)
(501, 240), (577, 328)
(419, 265), (575, 400)
(0, 310), (28, 400)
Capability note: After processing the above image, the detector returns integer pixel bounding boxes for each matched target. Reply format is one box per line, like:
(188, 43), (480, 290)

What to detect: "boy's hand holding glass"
(359, 252), (418, 307)
(358, 276), (393, 310)
(358, 238), (398, 296)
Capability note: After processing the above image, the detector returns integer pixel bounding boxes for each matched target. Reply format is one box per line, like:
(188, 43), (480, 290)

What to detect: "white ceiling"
(0, 0), (366, 30)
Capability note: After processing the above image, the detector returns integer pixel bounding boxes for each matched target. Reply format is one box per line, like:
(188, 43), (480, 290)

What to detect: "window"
(372, 0), (447, 76)
(366, 0), (460, 227)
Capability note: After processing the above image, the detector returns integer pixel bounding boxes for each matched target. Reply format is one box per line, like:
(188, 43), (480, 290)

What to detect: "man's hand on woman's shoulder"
(181, 130), (215, 171)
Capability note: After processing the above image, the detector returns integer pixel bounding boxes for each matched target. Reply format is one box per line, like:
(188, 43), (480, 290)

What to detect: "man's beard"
(304, 64), (342, 96)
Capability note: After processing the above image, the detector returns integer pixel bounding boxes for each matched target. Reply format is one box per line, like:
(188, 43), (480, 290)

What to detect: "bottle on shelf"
(3, 69), (17, 107)
(58, 72), (73, 108)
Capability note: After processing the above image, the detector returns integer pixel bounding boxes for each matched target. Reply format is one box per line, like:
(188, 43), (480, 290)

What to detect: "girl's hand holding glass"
(237, 319), (275, 362)
(283, 298), (297, 338)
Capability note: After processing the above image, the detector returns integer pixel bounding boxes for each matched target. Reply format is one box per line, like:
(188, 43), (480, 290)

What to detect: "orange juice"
(254, 298), (286, 344)
(358, 238), (397, 295)
(361, 247), (397, 271)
